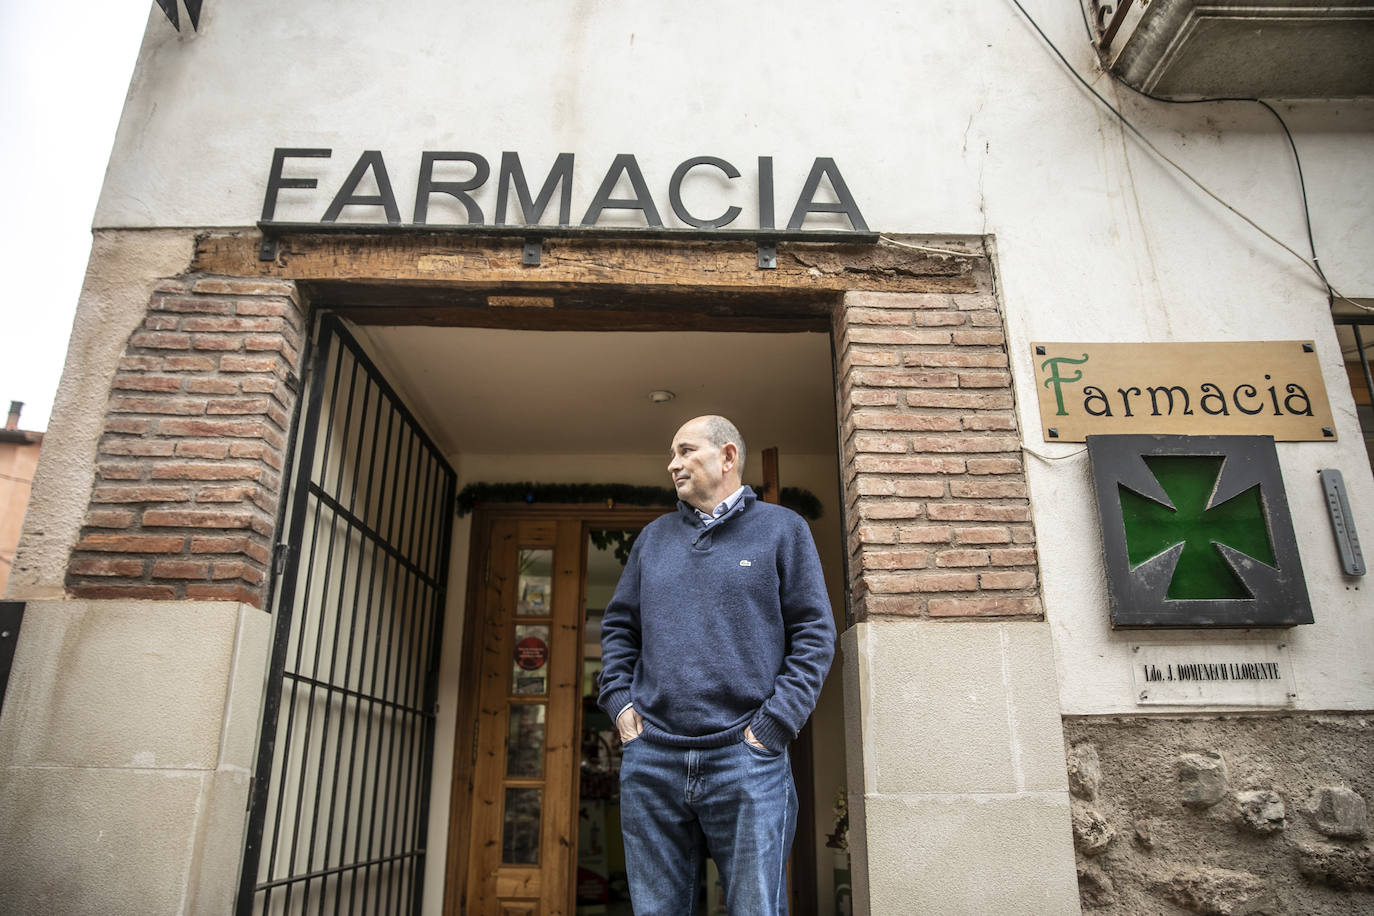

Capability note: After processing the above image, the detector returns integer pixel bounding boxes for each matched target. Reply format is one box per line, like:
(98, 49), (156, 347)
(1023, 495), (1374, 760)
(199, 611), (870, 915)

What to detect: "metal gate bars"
(238, 315), (456, 915)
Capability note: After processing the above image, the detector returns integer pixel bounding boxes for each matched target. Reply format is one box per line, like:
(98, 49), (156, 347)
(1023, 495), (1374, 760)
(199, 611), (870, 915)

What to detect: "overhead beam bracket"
(757, 241), (777, 270)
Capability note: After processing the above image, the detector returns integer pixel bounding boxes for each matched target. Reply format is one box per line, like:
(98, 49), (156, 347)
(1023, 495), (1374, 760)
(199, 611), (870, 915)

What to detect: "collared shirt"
(694, 485), (746, 527)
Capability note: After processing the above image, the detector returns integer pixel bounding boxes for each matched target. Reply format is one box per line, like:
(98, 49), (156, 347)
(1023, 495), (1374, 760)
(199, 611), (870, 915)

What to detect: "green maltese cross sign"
(1120, 456), (1276, 600)
(1087, 435), (1312, 628)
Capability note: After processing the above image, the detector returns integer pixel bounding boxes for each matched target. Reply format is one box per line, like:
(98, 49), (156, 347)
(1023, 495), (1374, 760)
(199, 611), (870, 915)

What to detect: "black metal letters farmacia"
(260, 149), (869, 234)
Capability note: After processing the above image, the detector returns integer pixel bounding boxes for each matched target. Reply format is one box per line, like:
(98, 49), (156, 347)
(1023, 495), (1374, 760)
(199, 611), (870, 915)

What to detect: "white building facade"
(2, 2), (1371, 913)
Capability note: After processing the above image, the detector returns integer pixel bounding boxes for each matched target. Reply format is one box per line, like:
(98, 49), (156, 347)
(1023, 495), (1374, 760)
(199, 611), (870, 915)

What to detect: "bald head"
(668, 415), (746, 512)
(692, 415), (746, 472)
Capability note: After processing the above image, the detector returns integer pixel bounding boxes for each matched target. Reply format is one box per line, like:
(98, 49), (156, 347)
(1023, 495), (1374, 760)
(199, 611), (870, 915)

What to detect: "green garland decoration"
(779, 487), (823, 520)
(455, 481), (823, 521)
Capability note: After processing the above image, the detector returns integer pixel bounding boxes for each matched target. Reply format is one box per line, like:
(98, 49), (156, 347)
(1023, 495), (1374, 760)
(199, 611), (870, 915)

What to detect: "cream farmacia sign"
(1031, 341), (1335, 442)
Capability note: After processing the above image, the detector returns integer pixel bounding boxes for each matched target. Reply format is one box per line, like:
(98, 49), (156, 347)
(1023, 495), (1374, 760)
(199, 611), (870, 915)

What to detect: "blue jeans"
(618, 737), (797, 916)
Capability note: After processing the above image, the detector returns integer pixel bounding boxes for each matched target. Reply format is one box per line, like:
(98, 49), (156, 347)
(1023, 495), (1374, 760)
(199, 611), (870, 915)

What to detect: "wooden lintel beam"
(331, 304), (830, 332)
(192, 231), (982, 295)
(302, 276), (838, 331)
(298, 278), (836, 312)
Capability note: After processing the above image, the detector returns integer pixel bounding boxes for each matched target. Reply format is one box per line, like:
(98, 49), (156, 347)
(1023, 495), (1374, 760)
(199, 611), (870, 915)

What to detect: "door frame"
(443, 503), (672, 915)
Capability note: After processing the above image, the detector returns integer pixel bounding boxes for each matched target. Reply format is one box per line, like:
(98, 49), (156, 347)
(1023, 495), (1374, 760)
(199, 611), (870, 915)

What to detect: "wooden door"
(463, 517), (583, 915)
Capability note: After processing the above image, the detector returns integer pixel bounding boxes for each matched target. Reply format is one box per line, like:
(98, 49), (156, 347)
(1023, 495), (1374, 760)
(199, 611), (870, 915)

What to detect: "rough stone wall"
(1064, 714), (1374, 914)
(64, 277), (304, 609)
(833, 286), (1041, 621)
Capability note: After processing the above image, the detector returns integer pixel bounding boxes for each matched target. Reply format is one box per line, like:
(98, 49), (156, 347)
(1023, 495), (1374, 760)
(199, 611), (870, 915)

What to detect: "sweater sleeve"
(597, 535), (643, 721)
(748, 514), (836, 750)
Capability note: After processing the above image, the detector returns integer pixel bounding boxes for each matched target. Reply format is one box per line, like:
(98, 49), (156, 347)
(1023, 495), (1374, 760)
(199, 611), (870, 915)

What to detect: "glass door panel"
(516, 549), (553, 616)
(506, 704), (547, 779)
(577, 529), (635, 916)
(511, 624), (551, 696)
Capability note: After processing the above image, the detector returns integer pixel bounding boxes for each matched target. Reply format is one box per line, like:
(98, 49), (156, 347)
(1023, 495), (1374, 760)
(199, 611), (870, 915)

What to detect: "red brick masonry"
(65, 270), (1034, 617)
(66, 277), (304, 608)
(835, 289), (1042, 621)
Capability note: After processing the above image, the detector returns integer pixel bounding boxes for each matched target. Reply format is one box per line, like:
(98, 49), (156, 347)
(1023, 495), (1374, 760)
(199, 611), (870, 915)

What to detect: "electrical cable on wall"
(1023, 444), (1088, 463)
(1110, 92), (1358, 312)
(878, 236), (982, 258)
(1078, 1), (1339, 310)
(1007, 0), (1370, 313)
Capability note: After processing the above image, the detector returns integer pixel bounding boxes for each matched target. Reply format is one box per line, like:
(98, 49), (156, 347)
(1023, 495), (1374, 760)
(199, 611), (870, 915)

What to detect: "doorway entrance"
(241, 306), (848, 916)
(361, 324), (845, 916)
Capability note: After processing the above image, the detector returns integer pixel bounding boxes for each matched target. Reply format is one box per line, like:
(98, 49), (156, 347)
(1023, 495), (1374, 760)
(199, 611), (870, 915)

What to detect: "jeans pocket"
(742, 737), (780, 757)
(621, 731), (643, 747)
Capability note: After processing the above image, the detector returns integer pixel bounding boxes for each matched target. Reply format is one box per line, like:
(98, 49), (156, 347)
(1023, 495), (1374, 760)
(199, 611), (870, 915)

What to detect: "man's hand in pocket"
(617, 705), (644, 743)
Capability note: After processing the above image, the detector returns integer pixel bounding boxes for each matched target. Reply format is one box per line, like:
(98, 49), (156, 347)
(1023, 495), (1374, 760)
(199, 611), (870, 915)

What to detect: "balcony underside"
(1099, 0), (1374, 100)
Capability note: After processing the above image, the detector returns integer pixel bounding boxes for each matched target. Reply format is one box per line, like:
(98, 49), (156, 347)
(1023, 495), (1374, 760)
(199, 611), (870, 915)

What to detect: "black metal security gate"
(238, 315), (456, 916)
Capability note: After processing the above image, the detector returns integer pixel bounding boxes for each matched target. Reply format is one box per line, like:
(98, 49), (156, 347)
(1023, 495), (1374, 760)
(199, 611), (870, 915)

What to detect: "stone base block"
(0, 765), (209, 915)
(864, 792), (1079, 915)
(0, 599), (271, 916)
(842, 619), (1078, 914)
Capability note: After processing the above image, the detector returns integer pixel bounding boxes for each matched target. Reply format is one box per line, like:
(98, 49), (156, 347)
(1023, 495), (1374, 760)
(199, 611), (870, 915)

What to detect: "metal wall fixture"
(155, 0), (203, 32)
(1086, 434), (1314, 628)
(1319, 469), (1365, 576)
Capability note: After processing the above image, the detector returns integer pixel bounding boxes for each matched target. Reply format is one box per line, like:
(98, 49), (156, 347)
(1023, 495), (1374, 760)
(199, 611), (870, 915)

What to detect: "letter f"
(1041, 354), (1090, 416)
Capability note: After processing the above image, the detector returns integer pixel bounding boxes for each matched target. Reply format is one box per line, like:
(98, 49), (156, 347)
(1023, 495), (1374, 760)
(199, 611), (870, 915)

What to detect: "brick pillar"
(836, 289), (1042, 621)
(65, 277), (304, 609)
(834, 287), (1078, 915)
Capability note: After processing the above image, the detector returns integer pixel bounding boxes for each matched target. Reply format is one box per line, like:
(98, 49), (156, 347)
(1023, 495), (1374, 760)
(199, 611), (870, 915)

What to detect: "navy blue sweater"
(597, 487), (835, 750)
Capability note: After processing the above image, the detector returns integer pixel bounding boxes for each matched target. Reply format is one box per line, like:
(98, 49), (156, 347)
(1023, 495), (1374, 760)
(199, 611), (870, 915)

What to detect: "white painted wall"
(92, 2), (1374, 713)
(424, 513), (469, 915)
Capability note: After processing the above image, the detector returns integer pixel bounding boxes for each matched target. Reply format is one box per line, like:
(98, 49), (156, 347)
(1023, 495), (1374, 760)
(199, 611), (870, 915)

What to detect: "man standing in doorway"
(598, 415), (836, 915)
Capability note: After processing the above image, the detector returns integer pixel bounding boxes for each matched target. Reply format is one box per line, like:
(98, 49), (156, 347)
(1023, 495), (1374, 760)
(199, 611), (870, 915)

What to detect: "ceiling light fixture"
(648, 389), (676, 404)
